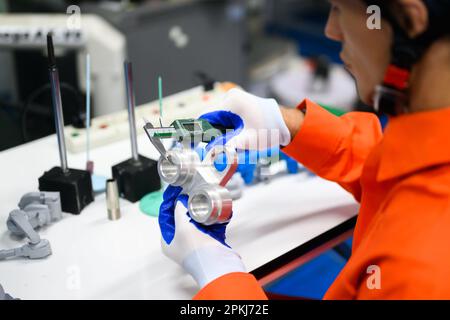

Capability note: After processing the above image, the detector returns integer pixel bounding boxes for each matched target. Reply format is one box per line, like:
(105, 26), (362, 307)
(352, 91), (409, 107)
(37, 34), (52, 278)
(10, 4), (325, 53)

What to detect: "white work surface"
(0, 132), (358, 299)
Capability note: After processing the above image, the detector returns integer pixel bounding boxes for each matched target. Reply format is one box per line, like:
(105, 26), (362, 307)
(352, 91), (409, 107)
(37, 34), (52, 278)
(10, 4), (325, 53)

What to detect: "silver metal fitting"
(158, 145), (238, 225)
(158, 149), (199, 187)
(106, 179), (121, 221)
(188, 185), (232, 225)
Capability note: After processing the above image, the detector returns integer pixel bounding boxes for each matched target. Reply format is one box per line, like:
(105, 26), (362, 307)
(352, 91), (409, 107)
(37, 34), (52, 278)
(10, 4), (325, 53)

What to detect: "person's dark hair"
(364, 0), (450, 42)
(362, 1), (450, 115)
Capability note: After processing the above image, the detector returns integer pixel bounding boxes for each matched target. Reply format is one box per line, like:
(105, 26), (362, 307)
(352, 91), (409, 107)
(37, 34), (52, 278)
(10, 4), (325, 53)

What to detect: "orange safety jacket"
(194, 99), (450, 300)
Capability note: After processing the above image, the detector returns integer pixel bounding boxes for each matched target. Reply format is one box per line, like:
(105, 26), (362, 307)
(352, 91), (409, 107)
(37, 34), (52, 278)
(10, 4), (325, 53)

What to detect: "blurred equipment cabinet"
(264, 0), (341, 63)
(82, 0), (249, 105)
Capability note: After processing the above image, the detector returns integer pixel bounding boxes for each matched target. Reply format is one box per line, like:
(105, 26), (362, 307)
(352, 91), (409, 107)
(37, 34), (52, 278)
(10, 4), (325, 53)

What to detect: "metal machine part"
(161, 147), (237, 225)
(47, 33), (68, 173)
(106, 179), (121, 221)
(0, 192), (62, 261)
(124, 61), (139, 162)
(144, 121), (238, 225)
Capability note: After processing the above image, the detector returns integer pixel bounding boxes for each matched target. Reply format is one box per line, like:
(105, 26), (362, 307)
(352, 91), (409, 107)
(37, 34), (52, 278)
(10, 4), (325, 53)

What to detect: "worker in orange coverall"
(158, 0), (450, 299)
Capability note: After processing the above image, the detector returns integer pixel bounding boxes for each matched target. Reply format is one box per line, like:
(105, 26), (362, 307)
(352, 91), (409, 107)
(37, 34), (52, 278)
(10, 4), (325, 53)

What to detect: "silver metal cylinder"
(106, 179), (121, 221)
(49, 69), (69, 173)
(158, 149), (199, 186)
(124, 61), (139, 161)
(188, 186), (232, 225)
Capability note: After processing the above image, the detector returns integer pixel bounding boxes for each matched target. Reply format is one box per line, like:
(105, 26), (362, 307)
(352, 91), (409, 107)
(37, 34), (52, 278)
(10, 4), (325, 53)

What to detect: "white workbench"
(0, 132), (358, 299)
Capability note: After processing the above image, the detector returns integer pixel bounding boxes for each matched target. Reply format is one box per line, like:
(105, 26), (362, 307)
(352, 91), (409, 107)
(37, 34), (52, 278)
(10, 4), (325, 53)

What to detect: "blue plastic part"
(281, 152), (299, 174)
(237, 161), (257, 185)
(235, 148), (277, 185)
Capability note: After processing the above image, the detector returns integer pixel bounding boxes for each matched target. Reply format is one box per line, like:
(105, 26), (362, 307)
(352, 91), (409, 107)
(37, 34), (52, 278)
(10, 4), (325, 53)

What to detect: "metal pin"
(124, 61), (139, 162)
(85, 53), (93, 173)
(158, 76), (163, 126)
(106, 179), (121, 221)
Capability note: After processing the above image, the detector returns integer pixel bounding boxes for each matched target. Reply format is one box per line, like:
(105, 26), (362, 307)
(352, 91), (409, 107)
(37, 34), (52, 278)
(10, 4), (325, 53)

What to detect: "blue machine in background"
(265, 0), (342, 63)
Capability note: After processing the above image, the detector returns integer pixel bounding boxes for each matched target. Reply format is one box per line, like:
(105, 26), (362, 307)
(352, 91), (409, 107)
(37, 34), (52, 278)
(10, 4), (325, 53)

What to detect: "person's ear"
(392, 0), (429, 38)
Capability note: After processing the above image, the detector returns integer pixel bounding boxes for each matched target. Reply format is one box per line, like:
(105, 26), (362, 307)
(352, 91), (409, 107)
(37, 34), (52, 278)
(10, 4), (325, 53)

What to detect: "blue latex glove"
(199, 110), (244, 151)
(159, 186), (230, 247)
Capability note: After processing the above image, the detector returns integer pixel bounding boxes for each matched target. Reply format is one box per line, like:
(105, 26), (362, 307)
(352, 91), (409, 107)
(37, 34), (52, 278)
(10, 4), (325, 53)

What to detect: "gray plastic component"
(7, 209), (41, 244)
(8, 192), (62, 237)
(0, 239), (51, 260)
(18, 192), (62, 221)
(1, 192), (61, 261)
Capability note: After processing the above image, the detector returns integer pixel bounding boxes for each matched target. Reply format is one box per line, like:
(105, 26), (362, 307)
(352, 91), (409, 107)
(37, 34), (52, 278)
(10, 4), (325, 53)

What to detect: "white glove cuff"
(182, 245), (246, 289)
(259, 98), (291, 146)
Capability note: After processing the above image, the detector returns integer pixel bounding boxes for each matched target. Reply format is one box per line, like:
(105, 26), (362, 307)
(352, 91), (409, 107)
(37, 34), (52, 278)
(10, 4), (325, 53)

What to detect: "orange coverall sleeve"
(325, 177), (450, 300)
(194, 99), (383, 300)
(194, 272), (268, 300)
(283, 99), (382, 201)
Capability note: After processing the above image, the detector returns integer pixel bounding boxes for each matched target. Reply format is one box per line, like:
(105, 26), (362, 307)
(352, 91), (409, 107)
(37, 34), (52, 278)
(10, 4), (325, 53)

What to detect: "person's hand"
(159, 111), (246, 289)
(211, 88), (292, 150)
(159, 186), (246, 288)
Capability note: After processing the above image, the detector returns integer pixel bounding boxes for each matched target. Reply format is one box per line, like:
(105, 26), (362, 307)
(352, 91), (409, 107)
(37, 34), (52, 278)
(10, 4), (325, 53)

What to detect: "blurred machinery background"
(0, 0), (359, 150)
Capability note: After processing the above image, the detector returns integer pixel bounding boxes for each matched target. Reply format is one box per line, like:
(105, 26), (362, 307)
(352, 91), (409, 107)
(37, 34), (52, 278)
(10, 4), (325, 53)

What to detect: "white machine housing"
(0, 14), (127, 116)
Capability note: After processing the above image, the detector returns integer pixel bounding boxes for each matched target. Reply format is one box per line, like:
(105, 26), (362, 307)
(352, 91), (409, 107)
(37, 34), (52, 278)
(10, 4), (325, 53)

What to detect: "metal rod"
(124, 61), (139, 161)
(86, 54), (91, 165)
(47, 33), (69, 173)
(158, 76), (163, 126)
